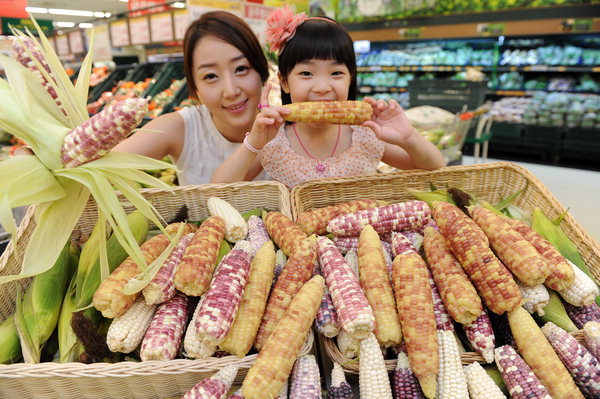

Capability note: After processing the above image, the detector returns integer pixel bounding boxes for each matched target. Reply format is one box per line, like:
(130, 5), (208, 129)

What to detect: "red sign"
(129, 0), (168, 17)
(0, 0), (28, 18)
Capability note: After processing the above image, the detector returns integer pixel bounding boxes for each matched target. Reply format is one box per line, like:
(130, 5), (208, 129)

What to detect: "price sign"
(56, 34), (70, 56)
(110, 20), (130, 47)
(68, 30), (85, 53)
(173, 9), (189, 40)
(129, 16), (151, 45)
(92, 24), (113, 61)
(150, 12), (174, 42)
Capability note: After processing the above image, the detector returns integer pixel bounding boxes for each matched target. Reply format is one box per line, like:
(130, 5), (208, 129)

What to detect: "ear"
(279, 71), (290, 94)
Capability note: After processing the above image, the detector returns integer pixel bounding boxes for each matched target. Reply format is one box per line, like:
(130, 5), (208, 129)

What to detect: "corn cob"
(436, 330), (470, 399)
(358, 225), (402, 347)
(220, 241), (276, 357)
(432, 201), (522, 315)
(358, 332), (393, 399)
(183, 296), (208, 358)
(246, 215), (271, 255)
(423, 226), (483, 324)
(462, 308), (495, 363)
(242, 275), (324, 399)
(557, 261), (599, 306)
(194, 240), (252, 356)
(494, 345), (551, 399)
(61, 98), (148, 168)
(381, 241), (394, 278)
(469, 205), (550, 287)
(284, 100), (373, 125)
(254, 236), (316, 350)
(207, 197), (247, 243)
(516, 280), (549, 316)
(140, 291), (188, 361)
(392, 350), (425, 399)
(229, 389), (244, 399)
(297, 199), (386, 236)
(402, 231), (424, 252)
(182, 364), (239, 399)
(327, 200), (431, 237)
(564, 301), (600, 329)
(537, 289), (579, 332)
(278, 380), (290, 399)
(506, 217), (575, 291)
(328, 362), (355, 399)
(344, 250), (359, 276)
(541, 321), (600, 397)
(174, 216), (227, 296)
(142, 233), (193, 305)
(337, 329), (360, 359)
(463, 362), (507, 399)
(106, 296), (157, 353)
(333, 234), (393, 255)
(272, 249), (287, 290)
(391, 234), (438, 398)
(264, 211), (308, 256)
(289, 355), (322, 399)
(0, 316), (21, 364)
(487, 310), (516, 347)
(317, 236), (374, 339)
(583, 321), (600, 360)
(508, 306), (585, 399)
(314, 262), (341, 338)
(427, 271), (454, 332)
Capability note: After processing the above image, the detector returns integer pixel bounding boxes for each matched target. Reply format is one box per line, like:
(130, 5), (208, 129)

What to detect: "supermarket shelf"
(357, 65), (599, 73)
(358, 86), (408, 94)
(497, 65), (600, 73)
(491, 89), (600, 96)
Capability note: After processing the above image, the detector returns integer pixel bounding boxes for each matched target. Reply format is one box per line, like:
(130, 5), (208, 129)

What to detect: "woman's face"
(192, 35), (262, 137)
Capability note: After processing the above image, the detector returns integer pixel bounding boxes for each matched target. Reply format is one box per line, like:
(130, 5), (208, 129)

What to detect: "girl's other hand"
(246, 83), (290, 150)
(362, 97), (417, 146)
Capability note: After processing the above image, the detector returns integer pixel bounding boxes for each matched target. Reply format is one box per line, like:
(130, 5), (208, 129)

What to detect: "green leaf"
(493, 185), (526, 211)
(85, 151), (177, 171)
(242, 208), (265, 221)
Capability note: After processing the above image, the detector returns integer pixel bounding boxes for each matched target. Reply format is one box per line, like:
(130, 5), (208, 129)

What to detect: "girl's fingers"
(258, 83), (271, 110)
(362, 120), (382, 138)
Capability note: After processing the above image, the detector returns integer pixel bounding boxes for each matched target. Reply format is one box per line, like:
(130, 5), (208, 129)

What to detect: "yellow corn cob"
(423, 226), (483, 324)
(254, 236), (316, 351)
(264, 211), (308, 257)
(505, 217), (575, 291)
(469, 206), (550, 287)
(358, 225), (402, 347)
(220, 241), (276, 357)
(242, 275), (324, 399)
(432, 202), (522, 315)
(296, 199), (386, 235)
(392, 239), (438, 399)
(174, 216), (227, 296)
(359, 332), (394, 399)
(284, 100), (373, 125)
(106, 296), (157, 353)
(507, 306), (585, 399)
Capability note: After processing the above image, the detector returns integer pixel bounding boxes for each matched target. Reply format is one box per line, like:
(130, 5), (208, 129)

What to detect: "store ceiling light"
(25, 7), (48, 14)
(94, 11), (111, 18)
(79, 23), (94, 29)
(55, 21), (76, 28)
(171, 2), (186, 8)
(49, 8), (94, 17)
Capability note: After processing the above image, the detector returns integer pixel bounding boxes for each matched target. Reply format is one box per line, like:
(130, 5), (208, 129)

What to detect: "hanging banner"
(129, 16), (151, 45)
(92, 24), (113, 62)
(188, 0), (243, 20)
(244, 2), (275, 44)
(129, 0), (169, 17)
(150, 11), (174, 42)
(1, 17), (54, 35)
(68, 30), (85, 54)
(110, 20), (130, 47)
(264, 0), (309, 13)
(173, 9), (189, 40)
(56, 34), (70, 56)
(0, 0), (27, 18)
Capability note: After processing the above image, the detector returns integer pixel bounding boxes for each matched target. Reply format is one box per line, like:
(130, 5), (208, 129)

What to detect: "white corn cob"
(289, 355), (321, 399)
(106, 296), (156, 353)
(182, 364), (239, 399)
(337, 330), (360, 359)
(183, 296), (215, 359)
(207, 197), (248, 243)
(393, 350), (426, 399)
(557, 261), (600, 306)
(359, 332), (393, 399)
(517, 280), (550, 316)
(541, 321), (600, 397)
(143, 233), (194, 305)
(436, 330), (469, 399)
(583, 321), (600, 360)
(462, 308), (495, 363)
(140, 292), (188, 361)
(463, 362), (507, 399)
(246, 215), (271, 255)
(328, 362), (355, 399)
(344, 250), (359, 277)
(494, 345), (551, 399)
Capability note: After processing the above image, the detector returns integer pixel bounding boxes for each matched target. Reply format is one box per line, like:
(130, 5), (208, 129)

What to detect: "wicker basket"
(0, 181), (313, 399)
(292, 161), (600, 374)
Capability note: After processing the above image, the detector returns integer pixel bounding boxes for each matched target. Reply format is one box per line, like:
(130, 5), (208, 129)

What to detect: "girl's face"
(192, 35), (262, 136)
(281, 59), (351, 104)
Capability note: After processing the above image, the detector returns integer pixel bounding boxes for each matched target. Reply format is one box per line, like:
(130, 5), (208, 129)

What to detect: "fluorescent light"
(55, 21), (76, 28)
(172, 2), (186, 8)
(105, 12), (112, 18)
(94, 11), (110, 18)
(25, 7), (48, 13)
(119, 0), (129, 2)
(79, 23), (94, 29)
(49, 8), (94, 17)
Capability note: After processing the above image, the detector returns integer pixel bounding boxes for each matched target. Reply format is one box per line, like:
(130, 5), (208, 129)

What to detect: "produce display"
(146, 78), (185, 119)
(357, 46), (494, 67)
(87, 78), (152, 114)
(89, 65), (111, 87)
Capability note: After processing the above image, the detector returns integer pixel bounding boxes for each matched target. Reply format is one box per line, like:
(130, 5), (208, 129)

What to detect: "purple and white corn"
(328, 362), (355, 399)
(326, 201), (431, 236)
(428, 270), (454, 332)
(271, 249), (287, 291)
(182, 364), (239, 399)
(314, 262), (340, 338)
(289, 355), (321, 399)
(143, 233), (193, 305)
(246, 215), (270, 255)
(564, 301), (600, 329)
(541, 321), (600, 397)
(494, 345), (551, 399)
(462, 308), (495, 363)
(140, 292), (188, 361)
(392, 349), (425, 399)
(344, 250), (358, 277)
(61, 98), (148, 168)
(583, 321), (600, 360)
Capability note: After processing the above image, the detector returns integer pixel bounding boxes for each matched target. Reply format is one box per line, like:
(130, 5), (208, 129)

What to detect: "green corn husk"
(217, 239), (231, 264)
(534, 290), (578, 333)
(407, 188), (454, 207)
(14, 241), (76, 363)
(531, 208), (600, 305)
(242, 208), (265, 221)
(58, 277), (84, 363)
(482, 365), (509, 397)
(0, 315), (22, 364)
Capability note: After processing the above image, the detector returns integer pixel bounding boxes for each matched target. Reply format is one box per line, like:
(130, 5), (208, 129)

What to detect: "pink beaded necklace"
(292, 123), (341, 173)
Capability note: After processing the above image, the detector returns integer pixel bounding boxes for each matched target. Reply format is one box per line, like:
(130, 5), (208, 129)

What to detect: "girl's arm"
(362, 97), (446, 170)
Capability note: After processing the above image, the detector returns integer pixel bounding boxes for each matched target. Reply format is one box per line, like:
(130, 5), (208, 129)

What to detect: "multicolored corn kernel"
(314, 262), (341, 338)
(359, 332), (393, 399)
(264, 211), (308, 256)
(207, 197), (247, 243)
(437, 330), (469, 399)
(284, 100), (373, 125)
(271, 249), (287, 291)
(516, 280), (549, 316)
(494, 344), (551, 399)
(556, 261), (599, 306)
(427, 270), (454, 332)
(392, 350), (425, 399)
(182, 364), (239, 399)
(289, 355), (321, 399)
(246, 215), (271, 255)
(296, 199), (385, 236)
(463, 361), (507, 399)
(564, 302), (600, 329)
(328, 362), (355, 399)
(462, 308), (495, 363)
(583, 321), (600, 360)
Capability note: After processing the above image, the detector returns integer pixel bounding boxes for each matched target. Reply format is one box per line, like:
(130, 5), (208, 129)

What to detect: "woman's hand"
(245, 84), (290, 151)
(362, 97), (417, 146)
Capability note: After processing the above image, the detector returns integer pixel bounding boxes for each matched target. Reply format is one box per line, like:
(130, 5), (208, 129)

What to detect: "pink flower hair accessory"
(265, 5), (307, 54)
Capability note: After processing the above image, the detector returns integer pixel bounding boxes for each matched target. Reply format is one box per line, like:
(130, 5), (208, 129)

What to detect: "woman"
(113, 11), (270, 185)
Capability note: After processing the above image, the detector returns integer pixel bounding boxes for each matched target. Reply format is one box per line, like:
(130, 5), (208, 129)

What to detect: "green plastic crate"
(408, 79), (487, 113)
(141, 60), (185, 99)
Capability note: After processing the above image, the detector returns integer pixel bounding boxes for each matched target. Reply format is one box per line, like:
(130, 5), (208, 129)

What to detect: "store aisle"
(462, 156), (600, 243)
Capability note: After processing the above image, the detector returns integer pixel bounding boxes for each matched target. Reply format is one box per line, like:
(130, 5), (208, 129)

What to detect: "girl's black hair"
(277, 17), (357, 105)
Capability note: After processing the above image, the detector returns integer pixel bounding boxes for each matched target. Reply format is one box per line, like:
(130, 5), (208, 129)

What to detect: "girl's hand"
(362, 97), (417, 146)
(245, 84), (290, 151)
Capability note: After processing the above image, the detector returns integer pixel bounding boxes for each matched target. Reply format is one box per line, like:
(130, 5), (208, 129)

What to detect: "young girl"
(211, 7), (445, 188)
